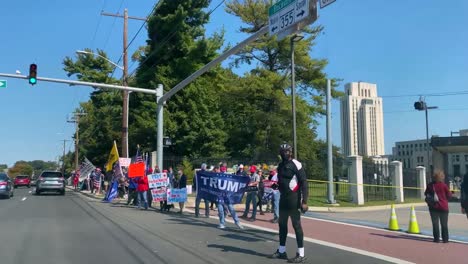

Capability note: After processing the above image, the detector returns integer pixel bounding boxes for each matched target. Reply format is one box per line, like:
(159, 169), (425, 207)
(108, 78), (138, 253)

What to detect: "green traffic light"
(29, 78), (37, 84)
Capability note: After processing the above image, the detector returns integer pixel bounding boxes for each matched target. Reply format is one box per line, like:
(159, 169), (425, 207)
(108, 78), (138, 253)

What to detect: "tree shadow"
(207, 244), (271, 258)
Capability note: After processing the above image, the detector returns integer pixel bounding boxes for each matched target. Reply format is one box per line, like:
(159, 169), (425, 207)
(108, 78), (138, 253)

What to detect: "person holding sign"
(272, 143), (309, 263)
(176, 169), (187, 214)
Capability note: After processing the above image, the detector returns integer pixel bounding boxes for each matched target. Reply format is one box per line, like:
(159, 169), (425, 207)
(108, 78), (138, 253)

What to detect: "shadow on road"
(220, 233), (265, 242)
(207, 244), (271, 258)
(370, 233), (433, 243)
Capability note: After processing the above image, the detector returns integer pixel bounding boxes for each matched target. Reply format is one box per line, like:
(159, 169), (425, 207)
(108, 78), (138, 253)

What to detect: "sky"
(0, 0), (467, 166)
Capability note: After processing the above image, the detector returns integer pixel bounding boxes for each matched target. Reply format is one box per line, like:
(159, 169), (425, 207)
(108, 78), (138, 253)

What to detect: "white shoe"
(236, 222), (244, 230)
(218, 224), (226, 229)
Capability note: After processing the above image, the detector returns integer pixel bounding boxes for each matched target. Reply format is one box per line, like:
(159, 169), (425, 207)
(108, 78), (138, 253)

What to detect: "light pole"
(290, 34), (304, 159)
(76, 50), (129, 158)
(414, 97), (438, 177)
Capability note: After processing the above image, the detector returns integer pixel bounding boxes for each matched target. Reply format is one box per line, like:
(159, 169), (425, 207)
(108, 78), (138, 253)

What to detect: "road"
(0, 188), (392, 264)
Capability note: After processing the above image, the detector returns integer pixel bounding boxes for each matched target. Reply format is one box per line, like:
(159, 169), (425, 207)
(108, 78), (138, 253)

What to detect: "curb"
(310, 203), (427, 213)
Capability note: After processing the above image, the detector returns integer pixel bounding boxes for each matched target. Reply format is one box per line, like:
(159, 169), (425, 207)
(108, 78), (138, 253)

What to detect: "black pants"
(429, 209), (449, 242)
(279, 208), (304, 248)
(127, 189), (138, 205)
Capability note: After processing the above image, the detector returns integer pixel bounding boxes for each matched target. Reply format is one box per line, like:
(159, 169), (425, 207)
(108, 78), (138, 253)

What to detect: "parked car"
(35, 171), (65, 195)
(14, 175), (31, 188)
(0, 173), (14, 198)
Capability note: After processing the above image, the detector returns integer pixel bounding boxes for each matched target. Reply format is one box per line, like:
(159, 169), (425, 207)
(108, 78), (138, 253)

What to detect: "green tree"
(134, 0), (228, 158)
(63, 49), (122, 166)
(8, 161), (34, 178)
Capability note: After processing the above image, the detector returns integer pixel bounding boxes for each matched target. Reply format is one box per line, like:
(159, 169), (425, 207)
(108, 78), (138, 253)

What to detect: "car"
(35, 171), (65, 195)
(0, 173), (14, 198)
(14, 175), (31, 188)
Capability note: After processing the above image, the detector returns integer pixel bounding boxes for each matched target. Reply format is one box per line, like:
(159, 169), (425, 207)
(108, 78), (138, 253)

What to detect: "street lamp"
(76, 50), (124, 70)
(290, 34), (304, 159)
(75, 50), (129, 158)
(414, 97), (438, 177)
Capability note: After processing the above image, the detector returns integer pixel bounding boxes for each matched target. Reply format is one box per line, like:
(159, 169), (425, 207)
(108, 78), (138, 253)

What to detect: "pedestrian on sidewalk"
(210, 166), (220, 210)
(137, 176), (149, 210)
(257, 170), (266, 215)
(272, 143), (309, 263)
(176, 168), (187, 214)
(217, 197), (244, 230)
(460, 173), (468, 219)
(269, 169), (280, 223)
(242, 165), (259, 221)
(195, 163), (210, 218)
(425, 170), (452, 243)
(126, 177), (138, 206)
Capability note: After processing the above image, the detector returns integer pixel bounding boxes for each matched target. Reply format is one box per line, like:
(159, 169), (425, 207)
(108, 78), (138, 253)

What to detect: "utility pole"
(60, 139), (70, 176)
(101, 9), (147, 158)
(68, 113), (86, 174)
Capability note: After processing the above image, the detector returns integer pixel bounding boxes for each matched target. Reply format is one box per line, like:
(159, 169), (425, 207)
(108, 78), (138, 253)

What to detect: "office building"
(340, 82), (385, 157)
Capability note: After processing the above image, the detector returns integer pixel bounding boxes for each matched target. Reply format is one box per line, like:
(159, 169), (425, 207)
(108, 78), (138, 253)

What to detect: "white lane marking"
(182, 209), (414, 264)
(302, 215), (468, 245)
(21, 197), (27, 201)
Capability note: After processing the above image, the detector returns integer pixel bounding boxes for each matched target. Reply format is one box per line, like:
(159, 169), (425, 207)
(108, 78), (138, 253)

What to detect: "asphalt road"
(0, 187), (393, 264)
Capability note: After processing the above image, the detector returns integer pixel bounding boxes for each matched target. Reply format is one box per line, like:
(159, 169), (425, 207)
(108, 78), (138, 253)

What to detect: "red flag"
(128, 162), (145, 178)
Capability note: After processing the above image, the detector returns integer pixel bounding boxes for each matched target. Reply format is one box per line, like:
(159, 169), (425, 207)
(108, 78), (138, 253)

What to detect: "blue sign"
(196, 171), (251, 204)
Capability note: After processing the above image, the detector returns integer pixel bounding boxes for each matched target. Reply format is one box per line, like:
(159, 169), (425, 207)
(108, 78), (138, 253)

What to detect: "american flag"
(134, 148), (144, 163)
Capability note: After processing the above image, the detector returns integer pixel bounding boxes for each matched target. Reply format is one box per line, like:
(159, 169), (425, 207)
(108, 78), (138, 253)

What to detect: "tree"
(63, 49), (122, 166)
(0, 164), (7, 172)
(8, 161), (34, 178)
(134, 0), (228, 158)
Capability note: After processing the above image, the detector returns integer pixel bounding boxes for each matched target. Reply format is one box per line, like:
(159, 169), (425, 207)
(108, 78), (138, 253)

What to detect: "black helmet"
(280, 143), (292, 151)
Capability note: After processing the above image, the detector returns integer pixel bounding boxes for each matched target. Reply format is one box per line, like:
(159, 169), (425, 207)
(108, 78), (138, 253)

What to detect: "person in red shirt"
(137, 176), (149, 210)
(424, 170), (452, 243)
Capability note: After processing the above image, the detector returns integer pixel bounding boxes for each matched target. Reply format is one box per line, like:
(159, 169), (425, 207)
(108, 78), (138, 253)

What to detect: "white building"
(340, 82), (385, 157)
(392, 139), (432, 169)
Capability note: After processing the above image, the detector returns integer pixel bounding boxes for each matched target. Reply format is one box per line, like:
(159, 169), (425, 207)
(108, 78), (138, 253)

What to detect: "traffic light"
(28, 64), (37, 85)
(414, 101), (426, 111)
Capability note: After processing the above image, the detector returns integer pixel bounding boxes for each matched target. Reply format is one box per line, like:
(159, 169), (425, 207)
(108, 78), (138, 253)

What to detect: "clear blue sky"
(0, 0), (467, 166)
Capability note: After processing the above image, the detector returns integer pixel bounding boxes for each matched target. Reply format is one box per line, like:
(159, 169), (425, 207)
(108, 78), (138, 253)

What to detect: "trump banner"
(167, 188), (187, 203)
(147, 173), (169, 189)
(196, 171), (250, 204)
(151, 188), (167, 202)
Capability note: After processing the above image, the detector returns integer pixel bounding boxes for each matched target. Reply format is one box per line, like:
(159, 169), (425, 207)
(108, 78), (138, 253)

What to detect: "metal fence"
(403, 168), (419, 199)
(362, 163), (393, 202)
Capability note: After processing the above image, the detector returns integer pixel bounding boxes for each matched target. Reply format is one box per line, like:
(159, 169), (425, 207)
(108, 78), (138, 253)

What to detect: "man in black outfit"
(272, 143), (309, 263)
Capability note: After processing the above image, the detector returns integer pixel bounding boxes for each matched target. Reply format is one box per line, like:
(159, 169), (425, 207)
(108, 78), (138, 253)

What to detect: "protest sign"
(147, 173), (168, 189)
(151, 188), (167, 202)
(196, 171), (250, 204)
(167, 188), (187, 203)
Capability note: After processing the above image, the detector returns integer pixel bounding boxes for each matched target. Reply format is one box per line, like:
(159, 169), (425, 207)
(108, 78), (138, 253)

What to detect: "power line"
(128, 0), (226, 78)
(110, 0), (162, 79)
(103, 0), (126, 50)
(90, 0), (108, 49)
(381, 90), (468, 98)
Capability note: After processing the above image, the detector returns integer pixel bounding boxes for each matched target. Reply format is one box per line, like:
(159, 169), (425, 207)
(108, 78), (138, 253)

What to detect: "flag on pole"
(128, 146), (146, 178)
(105, 141), (120, 172)
(79, 157), (96, 181)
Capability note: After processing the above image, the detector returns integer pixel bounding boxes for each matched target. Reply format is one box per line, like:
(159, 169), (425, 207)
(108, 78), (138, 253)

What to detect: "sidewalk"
(183, 203), (467, 264)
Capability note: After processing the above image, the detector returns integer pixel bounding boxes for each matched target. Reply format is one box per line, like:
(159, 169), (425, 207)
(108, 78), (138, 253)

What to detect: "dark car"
(14, 175), (31, 188)
(0, 173), (14, 198)
(36, 171), (65, 195)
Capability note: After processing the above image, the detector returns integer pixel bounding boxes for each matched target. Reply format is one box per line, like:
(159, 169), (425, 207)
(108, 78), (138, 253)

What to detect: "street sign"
(319, 0), (336, 9)
(268, 0), (317, 41)
(0, 80), (6, 88)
